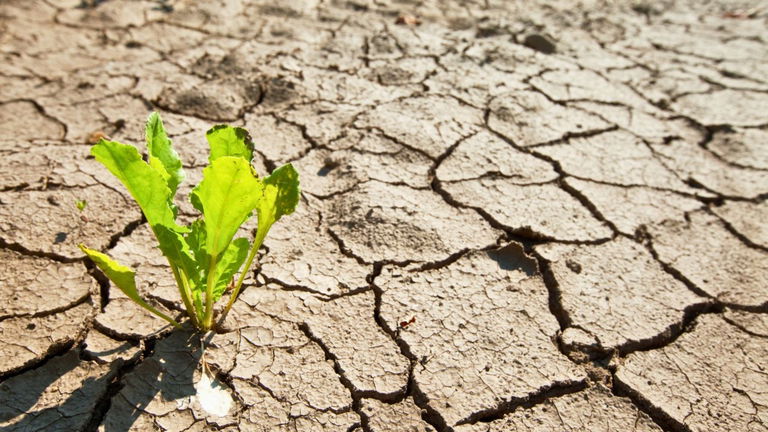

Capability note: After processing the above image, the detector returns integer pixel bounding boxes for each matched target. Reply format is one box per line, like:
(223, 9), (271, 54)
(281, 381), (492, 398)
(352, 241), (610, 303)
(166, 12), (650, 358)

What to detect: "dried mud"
(0, 0), (766, 431)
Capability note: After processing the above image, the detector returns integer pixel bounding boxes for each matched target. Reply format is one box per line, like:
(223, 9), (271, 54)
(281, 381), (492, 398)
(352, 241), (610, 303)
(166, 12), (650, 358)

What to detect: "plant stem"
(220, 224), (270, 322)
(202, 256), (218, 330)
(171, 265), (199, 328)
(149, 224), (198, 329)
(135, 297), (182, 329)
(146, 248), (185, 329)
(150, 308), (183, 329)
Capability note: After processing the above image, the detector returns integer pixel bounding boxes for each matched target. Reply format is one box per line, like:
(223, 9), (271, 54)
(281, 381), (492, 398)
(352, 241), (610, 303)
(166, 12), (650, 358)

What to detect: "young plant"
(80, 112), (300, 332)
(75, 199), (87, 211)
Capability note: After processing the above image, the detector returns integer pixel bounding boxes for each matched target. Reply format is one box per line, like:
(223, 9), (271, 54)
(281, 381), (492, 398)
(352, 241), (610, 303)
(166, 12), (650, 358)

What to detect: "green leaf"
(190, 187), (204, 214)
(90, 139), (193, 318)
(186, 219), (208, 267)
(185, 223), (248, 310)
(87, 115), (302, 332)
(206, 125), (254, 164)
(154, 225), (199, 285)
(212, 237), (249, 302)
(146, 112), (185, 197)
(191, 156), (263, 259)
(79, 245), (137, 298)
(91, 139), (184, 232)
(79, 245), (180, 328)
(153, 225), (203, 321)
(75, 199), (87, 212)
(220, 163), (301, 322)
(184, 220), (208, 317)
(257, 163), (301, 235)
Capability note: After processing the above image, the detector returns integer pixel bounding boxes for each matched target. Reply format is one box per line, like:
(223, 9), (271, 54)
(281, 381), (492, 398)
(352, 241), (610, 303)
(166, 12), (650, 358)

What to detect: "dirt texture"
(0, 0), (766, 431)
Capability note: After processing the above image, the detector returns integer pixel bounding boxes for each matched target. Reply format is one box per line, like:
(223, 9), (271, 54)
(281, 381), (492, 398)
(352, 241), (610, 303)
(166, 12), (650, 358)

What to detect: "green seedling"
(75, 199), (87, 211)
(79, 112), (300, 331)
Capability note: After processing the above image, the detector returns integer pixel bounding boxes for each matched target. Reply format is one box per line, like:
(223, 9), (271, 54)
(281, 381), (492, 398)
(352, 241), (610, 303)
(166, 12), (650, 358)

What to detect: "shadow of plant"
(0, 350), (116, 431)
(0, 329), (207, 432)
(100, 329), (206, 432)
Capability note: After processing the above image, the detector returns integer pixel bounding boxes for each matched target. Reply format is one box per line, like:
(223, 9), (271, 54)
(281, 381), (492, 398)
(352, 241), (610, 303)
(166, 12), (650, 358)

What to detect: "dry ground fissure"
(1, 1), (767, 431)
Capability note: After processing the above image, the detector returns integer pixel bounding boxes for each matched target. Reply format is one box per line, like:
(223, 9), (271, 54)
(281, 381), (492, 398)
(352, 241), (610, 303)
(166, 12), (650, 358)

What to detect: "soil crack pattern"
(1, 0), (767, 431)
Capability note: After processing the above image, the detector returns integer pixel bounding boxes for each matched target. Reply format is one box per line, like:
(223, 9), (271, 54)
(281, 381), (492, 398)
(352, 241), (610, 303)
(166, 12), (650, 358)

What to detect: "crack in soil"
(3, 1), (768, 430)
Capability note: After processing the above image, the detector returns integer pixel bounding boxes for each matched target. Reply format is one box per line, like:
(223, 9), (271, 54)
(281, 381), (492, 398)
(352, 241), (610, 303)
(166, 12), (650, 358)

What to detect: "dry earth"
(0, 0), (767, 431)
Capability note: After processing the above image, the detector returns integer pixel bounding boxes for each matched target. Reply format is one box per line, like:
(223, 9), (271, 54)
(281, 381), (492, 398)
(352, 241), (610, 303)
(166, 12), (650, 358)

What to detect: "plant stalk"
(134, 297), (182, 329)
(220, 224), (270, 322)
(202, 256), (218, 330)
(171, 265), (199, 328)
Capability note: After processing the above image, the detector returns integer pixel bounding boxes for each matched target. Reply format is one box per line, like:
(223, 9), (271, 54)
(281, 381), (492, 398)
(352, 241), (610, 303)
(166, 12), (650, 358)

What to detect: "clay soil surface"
(1, 1), (768, 431)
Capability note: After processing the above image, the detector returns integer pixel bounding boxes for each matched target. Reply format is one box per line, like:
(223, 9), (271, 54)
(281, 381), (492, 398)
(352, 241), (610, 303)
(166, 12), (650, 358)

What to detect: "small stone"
(523, 34), (556, 54)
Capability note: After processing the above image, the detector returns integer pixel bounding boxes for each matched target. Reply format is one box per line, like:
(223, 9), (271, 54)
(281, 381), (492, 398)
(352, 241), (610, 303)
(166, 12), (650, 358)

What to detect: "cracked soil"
(0, 0), (767, 431)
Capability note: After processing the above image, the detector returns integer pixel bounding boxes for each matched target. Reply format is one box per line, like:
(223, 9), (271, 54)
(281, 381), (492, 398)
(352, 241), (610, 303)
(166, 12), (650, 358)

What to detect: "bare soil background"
(0, 0), (767, 431)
